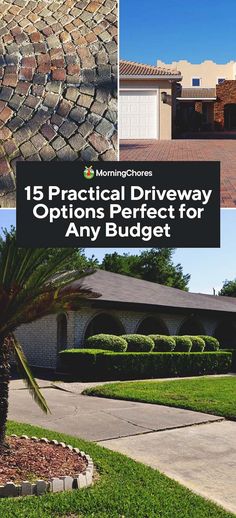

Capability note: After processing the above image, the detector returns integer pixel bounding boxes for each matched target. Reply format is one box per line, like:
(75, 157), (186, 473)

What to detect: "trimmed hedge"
(121, 334), (154, 352)
(173, 336), (192, 352)
(222, 349), (236, 372)
(85, 334), (127, 352)
(199, 336), (220, 351)
(59, 349), (232, 381)
(149, 335), (176, 352)
(189, 336), (205, 352)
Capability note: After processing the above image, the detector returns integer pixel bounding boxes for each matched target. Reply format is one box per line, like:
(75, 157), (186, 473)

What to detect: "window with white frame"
(217, 78), (225, 84)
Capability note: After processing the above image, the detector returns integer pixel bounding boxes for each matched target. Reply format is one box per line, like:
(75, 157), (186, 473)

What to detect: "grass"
(84, 376), (236, 420)
(0, 420), (233, 518)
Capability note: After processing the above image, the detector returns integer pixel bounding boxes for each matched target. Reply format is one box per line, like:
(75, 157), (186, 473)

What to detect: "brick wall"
(15, 308), (233, 369)
(215, 80), (236, 128)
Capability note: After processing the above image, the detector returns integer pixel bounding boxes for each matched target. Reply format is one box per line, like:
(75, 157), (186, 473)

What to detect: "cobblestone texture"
(0, 0), (117, 206)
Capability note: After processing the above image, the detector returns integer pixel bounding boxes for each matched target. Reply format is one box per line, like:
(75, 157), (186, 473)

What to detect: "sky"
(1, 208), (236, 295)
(120, 0), (236, 65)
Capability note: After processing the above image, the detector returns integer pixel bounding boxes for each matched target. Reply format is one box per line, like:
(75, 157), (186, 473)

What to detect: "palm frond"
(12, 335), (50, 414)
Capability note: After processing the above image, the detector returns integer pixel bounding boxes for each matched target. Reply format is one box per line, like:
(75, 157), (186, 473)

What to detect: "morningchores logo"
(94, 167), (153, 178)
(16, 161), (220, 248)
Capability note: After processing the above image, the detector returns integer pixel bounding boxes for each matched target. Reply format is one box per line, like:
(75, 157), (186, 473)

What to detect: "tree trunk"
(0, 336), (10, 449)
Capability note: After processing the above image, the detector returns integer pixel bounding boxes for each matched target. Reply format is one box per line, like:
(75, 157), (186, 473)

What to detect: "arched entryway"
(57, 313), (68, 352)
(178, 317), (204, 336)
(224, 104), (236, 130)
(214, 321), (236, 348)
(84, 313), (125, 339)
(136, 316), (169, 335)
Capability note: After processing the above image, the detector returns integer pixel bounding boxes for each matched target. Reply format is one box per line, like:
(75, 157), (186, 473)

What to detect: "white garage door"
(120, 90), (158, 139)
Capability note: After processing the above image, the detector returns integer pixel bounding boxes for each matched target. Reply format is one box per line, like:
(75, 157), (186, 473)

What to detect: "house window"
(192, 78), (201, 87)
(218, 78), (225, 84)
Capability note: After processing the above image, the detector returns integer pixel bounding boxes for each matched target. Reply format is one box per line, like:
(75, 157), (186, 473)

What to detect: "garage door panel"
(119, 90), (158, 139)
(120, 91), (158, 139)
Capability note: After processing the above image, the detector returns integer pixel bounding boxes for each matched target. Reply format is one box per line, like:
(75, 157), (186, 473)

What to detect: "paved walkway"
(120, 139), (236, 208)
(0, 0), (117, 207)
(8, 379), (236, 514)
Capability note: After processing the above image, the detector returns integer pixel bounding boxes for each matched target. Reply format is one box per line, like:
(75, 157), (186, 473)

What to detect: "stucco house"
(120, 58), (236, 139)
(119, 60), (182, 140)
(157, 59), (236, 133)
(16, 270), (236, 370)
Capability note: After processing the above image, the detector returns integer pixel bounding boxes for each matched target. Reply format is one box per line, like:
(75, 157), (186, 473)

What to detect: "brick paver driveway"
(120, 140), (236, 208)
(0, 0), (117, 207)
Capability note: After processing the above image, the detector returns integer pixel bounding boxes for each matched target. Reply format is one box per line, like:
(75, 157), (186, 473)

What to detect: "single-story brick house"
(16, 270), (236, 369)
(119, 60), (182, 139)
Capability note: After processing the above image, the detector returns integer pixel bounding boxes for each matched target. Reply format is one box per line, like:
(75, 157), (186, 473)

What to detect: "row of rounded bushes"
(85, 334), (220, 353)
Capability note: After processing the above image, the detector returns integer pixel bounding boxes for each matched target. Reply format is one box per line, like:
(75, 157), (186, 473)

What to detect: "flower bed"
(0, 435), (94, 498)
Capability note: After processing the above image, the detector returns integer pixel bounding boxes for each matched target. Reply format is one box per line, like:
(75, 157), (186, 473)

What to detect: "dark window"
(192, 78), (200, 87)
(57, 314), (67, 352)
(218, 78), (225, 84)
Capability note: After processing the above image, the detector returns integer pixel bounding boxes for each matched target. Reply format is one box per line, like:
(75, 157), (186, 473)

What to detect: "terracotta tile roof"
(120, 59), (181, 78)
(70, 270), (236, 315)
(179, 88), (216, 99)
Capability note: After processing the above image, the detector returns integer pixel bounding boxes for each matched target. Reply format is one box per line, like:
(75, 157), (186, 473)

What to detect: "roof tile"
(120, 59), (181, 77)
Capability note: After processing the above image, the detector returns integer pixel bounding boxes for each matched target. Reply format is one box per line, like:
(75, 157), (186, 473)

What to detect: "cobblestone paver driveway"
(0, 0), (117, 206)
(120, 139), (236, 208)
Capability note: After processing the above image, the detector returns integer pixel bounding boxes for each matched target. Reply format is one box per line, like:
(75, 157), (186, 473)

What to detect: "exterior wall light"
(161, 91), (168, 103)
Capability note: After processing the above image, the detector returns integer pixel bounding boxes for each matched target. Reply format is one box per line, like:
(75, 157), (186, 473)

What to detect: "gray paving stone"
(57, 145), (77, 161)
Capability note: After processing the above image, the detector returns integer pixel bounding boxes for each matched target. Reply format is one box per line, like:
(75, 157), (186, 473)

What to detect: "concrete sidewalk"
(8, 379), (236, 515)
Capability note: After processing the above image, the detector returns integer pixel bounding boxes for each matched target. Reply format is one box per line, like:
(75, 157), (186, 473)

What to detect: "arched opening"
(178, 317), (204, 336)
(136, 316), (169, 335)
(57, 314), (67, 352)
(84, 313), (125, 339)
(224, 104), (236, 130)
(214, 321), (236, 348)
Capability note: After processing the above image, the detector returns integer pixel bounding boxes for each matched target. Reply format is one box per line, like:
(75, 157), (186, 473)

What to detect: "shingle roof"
(179, 88), (216, 99)
(120, 59), (182, 78)
(72, 270), (236, 315)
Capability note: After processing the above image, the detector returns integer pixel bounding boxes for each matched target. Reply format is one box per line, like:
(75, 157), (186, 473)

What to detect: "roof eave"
(120, 74), (182, 81)
(177, 97), (216, 101)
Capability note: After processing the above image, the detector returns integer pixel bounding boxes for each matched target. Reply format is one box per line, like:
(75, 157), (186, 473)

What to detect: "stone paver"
(0, 0), (117, 207)
(120, 139), (236, 208)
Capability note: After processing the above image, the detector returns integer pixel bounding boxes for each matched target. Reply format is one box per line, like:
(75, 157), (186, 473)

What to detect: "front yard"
(85, 375), (236, 420)
(0, 421), (234, 518)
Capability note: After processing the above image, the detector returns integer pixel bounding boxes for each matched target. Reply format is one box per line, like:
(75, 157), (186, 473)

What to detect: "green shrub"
(199, 336), (220, 351)
(173, 336), (192, 352)
(59, 350), (232, 381)
(121, 334), (154, 352)
(222, 349), (236, 372)
(149, 335), (176, 352)
(188, 336), (205, 352)
(85, 334), (127, 352)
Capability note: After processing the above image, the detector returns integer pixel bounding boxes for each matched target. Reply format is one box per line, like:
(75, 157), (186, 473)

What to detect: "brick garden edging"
(0, 434), (94, 498)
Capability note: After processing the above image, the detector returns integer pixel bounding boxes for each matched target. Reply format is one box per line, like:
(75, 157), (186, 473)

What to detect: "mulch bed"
(0, 437), (87, 484)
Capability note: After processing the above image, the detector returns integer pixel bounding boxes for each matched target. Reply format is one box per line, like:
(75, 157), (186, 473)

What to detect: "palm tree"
(0, 229), (99, 450)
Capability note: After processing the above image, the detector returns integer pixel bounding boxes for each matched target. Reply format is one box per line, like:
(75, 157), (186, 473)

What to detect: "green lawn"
(84, 376), (236, 420)
(0, 420), (233, 518)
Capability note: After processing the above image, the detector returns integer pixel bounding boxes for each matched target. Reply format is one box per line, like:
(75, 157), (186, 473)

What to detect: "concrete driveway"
(120, 139), (236, 208)
(8, 379), (236, 514)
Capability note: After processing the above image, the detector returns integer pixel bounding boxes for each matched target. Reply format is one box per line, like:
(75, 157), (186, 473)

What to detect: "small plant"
(199, 336), (220, 351)
(149, 335), (176, 352)
(85, 334), (127, 352)
(121, 334), (154, 352)
(189, 336), (205, 352)
(172, 336), (192, 352)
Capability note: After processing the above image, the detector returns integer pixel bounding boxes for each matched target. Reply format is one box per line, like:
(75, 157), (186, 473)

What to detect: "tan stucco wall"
(157, 60), (235, 88)
(120, 78), (172, 139)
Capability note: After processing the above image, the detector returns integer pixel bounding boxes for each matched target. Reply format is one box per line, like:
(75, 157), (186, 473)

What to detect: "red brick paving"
(120, 139), (236, 208)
